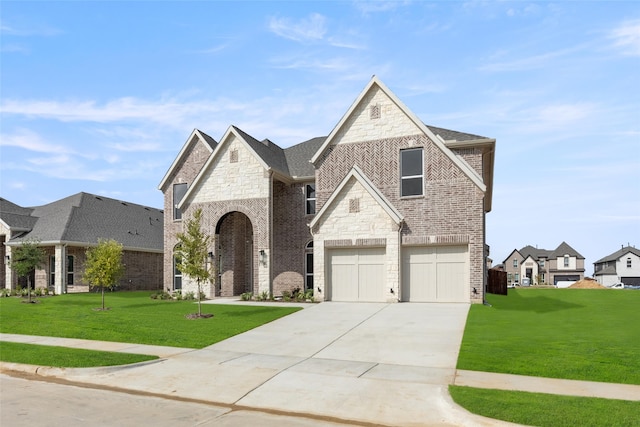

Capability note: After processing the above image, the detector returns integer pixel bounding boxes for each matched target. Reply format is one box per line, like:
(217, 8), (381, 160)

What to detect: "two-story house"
(159, 76), (495, 303)
(593, 245), (640, 287)
(503, 242), (585, 286)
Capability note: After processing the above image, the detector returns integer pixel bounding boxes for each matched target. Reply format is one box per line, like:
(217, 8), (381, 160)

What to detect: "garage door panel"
(329, 248), (385, 302)
(402, 245), (468, 303)
(359, 263), (384, 301)
(436, 261), (466, 302)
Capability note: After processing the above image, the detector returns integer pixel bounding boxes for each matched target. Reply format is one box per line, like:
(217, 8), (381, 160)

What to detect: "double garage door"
(327, 245), (468, 302)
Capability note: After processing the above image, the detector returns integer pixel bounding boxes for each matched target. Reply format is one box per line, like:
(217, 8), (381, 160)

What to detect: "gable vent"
(369, 103), (381, 120)
(230, 149), (238, 163)
(349, 198), (360, 213)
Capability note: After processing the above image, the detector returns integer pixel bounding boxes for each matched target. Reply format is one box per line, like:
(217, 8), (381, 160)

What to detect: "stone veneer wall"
(315, 134), (486, 302)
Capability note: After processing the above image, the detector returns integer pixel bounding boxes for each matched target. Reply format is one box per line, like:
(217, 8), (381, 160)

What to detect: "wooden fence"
(487, 269), (507, 295)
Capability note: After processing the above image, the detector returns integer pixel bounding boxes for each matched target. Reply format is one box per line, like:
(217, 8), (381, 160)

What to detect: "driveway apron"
(53, 302), (507, 426)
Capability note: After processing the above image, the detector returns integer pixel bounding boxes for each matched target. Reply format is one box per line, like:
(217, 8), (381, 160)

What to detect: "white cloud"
(268, 13), (327, 43)
(0, 128), (72, 153)
(479, 45), (586, 72)
(353, 0), (410, 14)
(609, 19), (640, 56)
(0, 21), (61, 37)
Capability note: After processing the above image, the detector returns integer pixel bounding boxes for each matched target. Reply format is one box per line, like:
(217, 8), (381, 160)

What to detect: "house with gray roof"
(159, 77), (495, 303)
(1, 193), (163, 294)
(502, 241), (585, 286)
(593, 245), (640, 287)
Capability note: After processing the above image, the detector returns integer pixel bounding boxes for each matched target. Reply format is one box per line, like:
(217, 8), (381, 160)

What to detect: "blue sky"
(1, 1), (639, 271)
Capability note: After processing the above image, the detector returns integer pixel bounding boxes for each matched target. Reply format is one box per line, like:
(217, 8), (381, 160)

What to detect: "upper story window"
(305, 184), (316, 215)
(627, 258), (632, 268)
(173, 183), (187, 220)
(539, 259), (545, 267)
(400, 148), (424, 197)
(513, 259), (518, 268)
(564, 255), (570, 267)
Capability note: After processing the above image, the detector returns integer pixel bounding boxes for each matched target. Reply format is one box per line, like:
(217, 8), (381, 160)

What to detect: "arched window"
(305, 241), (314, 291)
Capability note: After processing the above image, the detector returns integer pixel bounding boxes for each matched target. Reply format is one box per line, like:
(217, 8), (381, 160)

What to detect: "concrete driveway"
(47, 302), (511, 426)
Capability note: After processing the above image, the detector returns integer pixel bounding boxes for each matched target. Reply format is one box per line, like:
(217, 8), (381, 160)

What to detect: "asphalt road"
(0, 373), (356, 427)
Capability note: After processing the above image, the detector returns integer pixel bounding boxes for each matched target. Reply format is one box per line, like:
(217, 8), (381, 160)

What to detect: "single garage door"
(402, 245), (468, 302)
(328, 247), (385, 302)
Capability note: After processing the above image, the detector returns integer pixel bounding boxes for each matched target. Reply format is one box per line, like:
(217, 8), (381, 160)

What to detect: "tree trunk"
(197, 279), (202, 317)
(102, 287), (105, 310)
(27, 277), (32, 303)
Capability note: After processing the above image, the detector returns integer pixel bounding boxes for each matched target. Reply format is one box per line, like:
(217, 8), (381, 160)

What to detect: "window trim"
(627, 257), (632, 268)
(400, 148), (424, 197)
(173, 245), (183, 290)
(67, 255), (74, 286)
(564, 255), (570, 268)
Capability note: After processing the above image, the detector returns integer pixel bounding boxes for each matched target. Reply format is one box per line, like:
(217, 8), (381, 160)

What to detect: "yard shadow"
(492, 290), (584, 313)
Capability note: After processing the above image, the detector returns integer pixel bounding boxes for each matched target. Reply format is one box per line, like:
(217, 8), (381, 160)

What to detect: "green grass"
(0, 341), (157, 367)
(0, 291), (301, 349)
(457, 289), (640, 384)
(449, 385), (640, 427)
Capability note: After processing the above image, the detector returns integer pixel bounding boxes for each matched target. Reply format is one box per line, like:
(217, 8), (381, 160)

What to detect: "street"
(0, 373), (354, 427)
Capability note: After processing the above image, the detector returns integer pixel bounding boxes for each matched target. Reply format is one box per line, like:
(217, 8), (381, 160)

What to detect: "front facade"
(160, 77), (495, 303)
(503, 242), (585, 286)
(593, 245), (640, 287)
(1, 193), (163, 294)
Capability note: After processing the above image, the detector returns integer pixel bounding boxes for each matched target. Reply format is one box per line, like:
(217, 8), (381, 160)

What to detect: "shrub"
(183, 291), (196, 301)
(240, 292), (253, 301)
(304, 289), (314, 302)
(173, 289), (183, 300)
(256, 290), (270, 301)
(0, 289), (10, 298)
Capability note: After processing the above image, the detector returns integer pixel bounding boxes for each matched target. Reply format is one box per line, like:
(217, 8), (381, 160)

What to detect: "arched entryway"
(215, 211), (254, 297)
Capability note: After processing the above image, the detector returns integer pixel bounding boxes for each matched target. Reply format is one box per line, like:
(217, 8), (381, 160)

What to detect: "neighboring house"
(593, 245), (640, 287)
(159, 76), (496, 303)
(1, 193), (163, 293)
(502, 242), (585, 286)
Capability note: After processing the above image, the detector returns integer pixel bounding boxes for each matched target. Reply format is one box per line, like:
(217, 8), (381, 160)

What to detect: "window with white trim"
(305, 184), (316, 215)
(627, 258), (632, 268)
(400, 148), (423, 197)
(173, 245), (182, 290)
(513, 259), (518, 268)
(564, 255), (570, 268)
(67, 255), (74, 285)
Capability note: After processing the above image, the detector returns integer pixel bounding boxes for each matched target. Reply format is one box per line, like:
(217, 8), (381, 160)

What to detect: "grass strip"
(457, 289), (640, 384)
(0, 341), (157, 367)
(0, 291), (301, 349)
(449, 385), (640, 427)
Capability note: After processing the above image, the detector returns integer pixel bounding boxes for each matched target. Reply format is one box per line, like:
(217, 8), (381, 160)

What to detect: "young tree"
(175, 208), (213, 318)
(10, 239), (46, 303)
(83, 239), (124, 311)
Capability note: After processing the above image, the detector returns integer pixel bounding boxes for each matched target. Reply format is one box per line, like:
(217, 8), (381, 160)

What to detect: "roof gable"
(594, 246), (640, 264)
(310, 76), (486, 193)
(179, 126), (273, 208)
(550, 241), (584, 259)
(158, 129), (217, 191)
(309, 165), (403, 230)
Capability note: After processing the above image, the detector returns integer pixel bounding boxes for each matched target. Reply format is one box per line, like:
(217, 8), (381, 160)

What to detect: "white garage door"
(328, 247), (385, 302)
(402, 245), (468, 302)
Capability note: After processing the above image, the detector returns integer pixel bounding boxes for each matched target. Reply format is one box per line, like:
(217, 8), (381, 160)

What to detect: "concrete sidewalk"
(2, 302), (639, 426)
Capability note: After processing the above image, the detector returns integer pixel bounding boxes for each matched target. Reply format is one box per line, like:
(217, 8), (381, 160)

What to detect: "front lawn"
(0, 291), (301, 349)
(457, 288), (640, 384)
(0, 342), (158, 367)
(450, 385), (640, 427)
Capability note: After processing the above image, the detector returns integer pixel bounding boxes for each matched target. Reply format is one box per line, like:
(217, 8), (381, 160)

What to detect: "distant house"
(159, 76), (496, 303)
(503, 242), (585, 286)
(1, 193), (163, 294)
(593, 246), (640, 287)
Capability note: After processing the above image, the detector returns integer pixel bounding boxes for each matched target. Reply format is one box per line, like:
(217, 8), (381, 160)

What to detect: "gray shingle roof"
(519, 245), (552, 260)
(232, 126), (326, 180)
(6, 193), (163, 252)
(0, 198), (37, 230)
(594, 246), (640, 264)
(549, 241), (584, 259)
(198, 130), (218, 149)
(426, 125), (488, 142)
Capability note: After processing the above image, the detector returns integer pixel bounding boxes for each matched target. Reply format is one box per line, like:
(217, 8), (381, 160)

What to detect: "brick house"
(502, 242), (585, 286)
(159, 77), (495, 303)
(1, 193), (163, 293)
